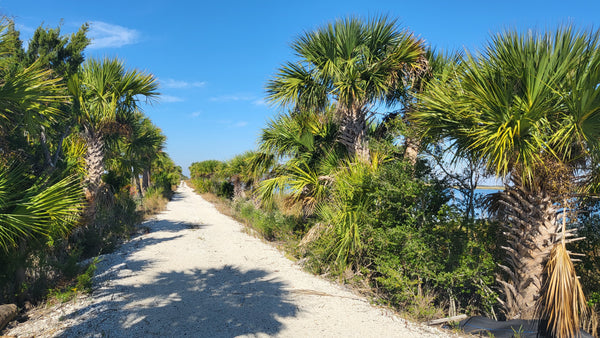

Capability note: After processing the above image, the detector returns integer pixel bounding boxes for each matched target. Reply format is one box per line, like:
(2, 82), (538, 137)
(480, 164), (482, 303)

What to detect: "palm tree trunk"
(494, 182), (562, 319)
(403, 136), (420, 166)
(232, 175), (245, 199)
(134, 174), (143, 197)
(338, 108), (369, 161)
(82, 127), (105, 205)
(142, 168), (150, 192)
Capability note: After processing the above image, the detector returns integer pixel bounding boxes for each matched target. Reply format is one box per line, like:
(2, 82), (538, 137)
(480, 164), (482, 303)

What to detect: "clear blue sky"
(1, 0), (599, 176)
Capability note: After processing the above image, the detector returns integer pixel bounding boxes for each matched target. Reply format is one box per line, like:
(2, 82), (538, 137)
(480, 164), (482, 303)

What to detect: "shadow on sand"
(59, 217), (298, 337)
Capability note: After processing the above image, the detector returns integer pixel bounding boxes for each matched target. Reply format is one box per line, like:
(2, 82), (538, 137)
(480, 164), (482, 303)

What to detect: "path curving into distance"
(7, 183), (451, 337)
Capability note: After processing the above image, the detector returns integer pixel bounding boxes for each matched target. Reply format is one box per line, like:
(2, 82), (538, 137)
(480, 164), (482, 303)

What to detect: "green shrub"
(76, 257), (99, 292)
(232, 199), (303, 241)
(217, 181), (234, 199)
(366, 160), (498, 317)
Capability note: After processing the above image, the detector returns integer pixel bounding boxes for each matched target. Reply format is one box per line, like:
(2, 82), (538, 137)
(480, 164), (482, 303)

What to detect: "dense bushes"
(303, 160), (500, 319)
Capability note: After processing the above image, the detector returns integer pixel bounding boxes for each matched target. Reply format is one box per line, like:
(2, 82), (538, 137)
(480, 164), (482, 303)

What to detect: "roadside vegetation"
(189, 16), (600, 337)
(0, 19), (181, 309)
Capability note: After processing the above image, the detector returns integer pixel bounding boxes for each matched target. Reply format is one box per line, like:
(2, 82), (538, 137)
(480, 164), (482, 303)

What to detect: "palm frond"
(0, 166), (84, 251)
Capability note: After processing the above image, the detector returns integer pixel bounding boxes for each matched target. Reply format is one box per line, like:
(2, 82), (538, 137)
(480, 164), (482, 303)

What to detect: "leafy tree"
(190, 160), (224, 179)
(24, 22), (89, 80)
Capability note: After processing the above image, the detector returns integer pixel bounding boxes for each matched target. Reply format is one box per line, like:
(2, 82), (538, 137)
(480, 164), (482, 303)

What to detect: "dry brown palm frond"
(537, 241), (588, 338)
(298, 222), (330, 248)
(582, 306), (598, 338)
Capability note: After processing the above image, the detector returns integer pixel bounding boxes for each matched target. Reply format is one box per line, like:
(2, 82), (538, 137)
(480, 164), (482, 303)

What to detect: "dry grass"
(138, 193), (169, 218)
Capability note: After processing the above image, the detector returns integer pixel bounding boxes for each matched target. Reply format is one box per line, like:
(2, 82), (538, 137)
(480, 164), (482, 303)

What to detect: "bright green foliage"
(0, 21), (69, 136)
(0, 167), (83, 251)
(267, 16), (423, 111)
(150, 153), (181, 195)
(232, 199), (304, 241)
(69, 58), (159, 132)
(255, 110), (344, 210)
(316, 158), (380, 267)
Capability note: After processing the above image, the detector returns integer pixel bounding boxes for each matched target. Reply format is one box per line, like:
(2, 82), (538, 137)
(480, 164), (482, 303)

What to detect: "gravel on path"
(6, 183), (453, 337)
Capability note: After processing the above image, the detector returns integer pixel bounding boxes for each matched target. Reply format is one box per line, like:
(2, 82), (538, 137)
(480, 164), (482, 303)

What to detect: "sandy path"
(6, 184), (451, 337)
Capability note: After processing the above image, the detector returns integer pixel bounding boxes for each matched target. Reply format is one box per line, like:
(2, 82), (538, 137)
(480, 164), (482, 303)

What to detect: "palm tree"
(414, 27), (599, 333)
(400, 49), (461, 166)
(266, 16), (424, 161)
(68, 58), (158, 206)
(104, 112), (165, 196)
(125, 113), (165, 195)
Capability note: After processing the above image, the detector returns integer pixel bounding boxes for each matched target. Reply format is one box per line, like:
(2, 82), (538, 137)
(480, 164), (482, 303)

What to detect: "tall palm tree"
(400, 49), (461, 166)
(266, 16), (424, 161)
(68, 58), (158, 206)
(414, 27), (599, 333)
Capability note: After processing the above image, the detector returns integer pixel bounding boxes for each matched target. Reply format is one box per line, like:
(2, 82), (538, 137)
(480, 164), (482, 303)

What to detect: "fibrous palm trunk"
(142, 168), (150, 192)
(403, 136), (420, 166)
(82, 127), (105, 205)
(232, 175), (245, 199)
(493, 178), (581, 320)
(338, 107), (369, 161)
(134, 174), (143, 197)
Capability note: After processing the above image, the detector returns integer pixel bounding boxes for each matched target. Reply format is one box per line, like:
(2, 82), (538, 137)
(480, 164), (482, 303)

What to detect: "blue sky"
(1, 0), (599, 176)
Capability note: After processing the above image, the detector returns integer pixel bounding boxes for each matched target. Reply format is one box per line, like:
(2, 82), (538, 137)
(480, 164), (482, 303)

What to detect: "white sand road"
(6, 183), (452, 337)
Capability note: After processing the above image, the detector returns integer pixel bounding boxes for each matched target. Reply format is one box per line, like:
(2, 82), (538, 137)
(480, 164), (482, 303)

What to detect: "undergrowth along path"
(7, 183), (451, 337)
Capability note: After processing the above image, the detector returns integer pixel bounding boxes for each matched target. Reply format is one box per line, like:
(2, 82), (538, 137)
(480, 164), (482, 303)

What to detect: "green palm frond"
(414, 26), (600, 182)
(268, 15), (424, 113)
(0, 166), (84, 251)
(71, 58), (159, 130)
